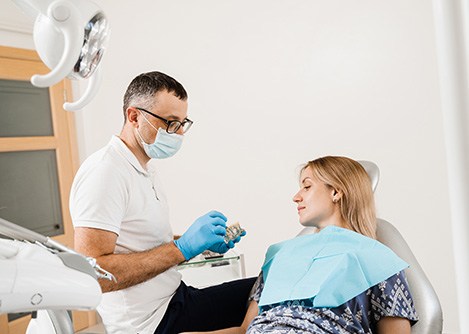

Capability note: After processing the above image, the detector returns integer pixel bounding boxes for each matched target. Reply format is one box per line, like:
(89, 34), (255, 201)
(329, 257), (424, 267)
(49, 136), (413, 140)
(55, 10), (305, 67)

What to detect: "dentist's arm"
(75, 227), (184, 292)
(74, 211), (228, 292)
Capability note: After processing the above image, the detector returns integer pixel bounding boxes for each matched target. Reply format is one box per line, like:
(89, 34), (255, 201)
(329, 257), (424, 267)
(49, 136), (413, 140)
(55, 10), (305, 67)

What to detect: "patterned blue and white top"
(247, 270), (418, 334)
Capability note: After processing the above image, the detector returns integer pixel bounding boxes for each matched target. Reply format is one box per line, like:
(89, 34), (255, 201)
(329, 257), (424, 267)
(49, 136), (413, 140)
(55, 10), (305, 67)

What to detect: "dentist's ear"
(127, 107), (139, 126)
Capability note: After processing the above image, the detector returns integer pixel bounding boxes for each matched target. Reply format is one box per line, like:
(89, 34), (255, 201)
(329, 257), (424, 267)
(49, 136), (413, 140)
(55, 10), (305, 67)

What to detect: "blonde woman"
(184, 156), (418, 334)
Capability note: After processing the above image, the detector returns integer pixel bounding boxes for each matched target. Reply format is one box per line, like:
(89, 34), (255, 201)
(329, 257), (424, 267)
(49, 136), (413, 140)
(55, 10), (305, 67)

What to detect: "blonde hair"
(303, 156), (377, 239)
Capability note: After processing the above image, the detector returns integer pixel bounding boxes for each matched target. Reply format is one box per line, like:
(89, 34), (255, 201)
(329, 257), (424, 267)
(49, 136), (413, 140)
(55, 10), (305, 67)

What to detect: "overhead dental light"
(12, 0), (109, 111)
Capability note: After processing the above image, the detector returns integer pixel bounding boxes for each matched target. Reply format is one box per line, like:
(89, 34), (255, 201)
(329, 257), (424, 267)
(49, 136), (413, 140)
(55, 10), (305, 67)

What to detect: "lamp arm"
(31, 0), (84, 87)
(64, 65), (102, 111)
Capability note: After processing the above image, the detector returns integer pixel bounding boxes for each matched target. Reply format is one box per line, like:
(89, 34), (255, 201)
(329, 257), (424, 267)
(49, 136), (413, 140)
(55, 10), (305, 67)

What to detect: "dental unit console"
(0, 217), (114, 315)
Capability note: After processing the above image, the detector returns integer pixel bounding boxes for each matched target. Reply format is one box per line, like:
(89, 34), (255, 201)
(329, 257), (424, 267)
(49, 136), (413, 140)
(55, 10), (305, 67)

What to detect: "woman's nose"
(293, 192), (301, 203)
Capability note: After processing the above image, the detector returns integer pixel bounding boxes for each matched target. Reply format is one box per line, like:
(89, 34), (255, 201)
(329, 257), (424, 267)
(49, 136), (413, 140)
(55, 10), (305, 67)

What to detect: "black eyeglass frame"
(135, 107), (193, 134)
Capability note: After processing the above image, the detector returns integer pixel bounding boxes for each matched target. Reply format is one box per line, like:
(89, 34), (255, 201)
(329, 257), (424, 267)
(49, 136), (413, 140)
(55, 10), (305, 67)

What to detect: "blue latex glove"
(174, 210), (227, 260)
(208, 229), (247, 253)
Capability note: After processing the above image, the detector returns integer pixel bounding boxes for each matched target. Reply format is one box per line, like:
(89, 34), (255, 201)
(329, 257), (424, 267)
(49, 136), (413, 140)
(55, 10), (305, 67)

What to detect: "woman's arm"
(377, 316), (411, 334)
(182, 300), (259, 334)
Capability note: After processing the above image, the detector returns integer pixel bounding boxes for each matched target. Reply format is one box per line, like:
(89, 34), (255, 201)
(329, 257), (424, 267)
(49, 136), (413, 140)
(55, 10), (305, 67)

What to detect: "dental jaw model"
(224, 222), (245, 244)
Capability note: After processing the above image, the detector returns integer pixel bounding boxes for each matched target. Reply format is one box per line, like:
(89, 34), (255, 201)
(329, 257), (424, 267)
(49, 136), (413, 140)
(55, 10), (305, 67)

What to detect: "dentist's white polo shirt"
(70, 136), (181, 334)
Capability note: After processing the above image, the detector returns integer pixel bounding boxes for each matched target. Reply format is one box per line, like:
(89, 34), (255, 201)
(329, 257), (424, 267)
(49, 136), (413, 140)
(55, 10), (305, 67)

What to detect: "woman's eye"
(304, 186), (311, 190)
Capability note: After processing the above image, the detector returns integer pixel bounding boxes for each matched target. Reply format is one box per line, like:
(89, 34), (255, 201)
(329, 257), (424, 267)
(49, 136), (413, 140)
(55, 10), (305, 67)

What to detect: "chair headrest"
(357, 160), (380, 192)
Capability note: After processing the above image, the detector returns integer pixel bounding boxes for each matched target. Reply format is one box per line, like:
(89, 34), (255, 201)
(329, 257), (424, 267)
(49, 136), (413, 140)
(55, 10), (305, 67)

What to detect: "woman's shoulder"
(367, 270), (419, 324)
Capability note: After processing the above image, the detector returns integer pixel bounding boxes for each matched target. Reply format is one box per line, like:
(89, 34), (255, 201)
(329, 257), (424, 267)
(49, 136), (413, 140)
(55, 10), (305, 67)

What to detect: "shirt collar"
(110, 135), (148, 175)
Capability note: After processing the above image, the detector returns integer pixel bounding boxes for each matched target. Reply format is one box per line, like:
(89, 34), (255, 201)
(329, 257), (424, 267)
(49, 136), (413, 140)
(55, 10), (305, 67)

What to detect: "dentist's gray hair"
(123, 71), (187, 121)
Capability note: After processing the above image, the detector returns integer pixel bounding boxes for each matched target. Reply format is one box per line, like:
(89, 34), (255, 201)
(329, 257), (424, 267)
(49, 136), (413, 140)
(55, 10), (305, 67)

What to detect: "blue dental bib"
(259, 226), (408, 309)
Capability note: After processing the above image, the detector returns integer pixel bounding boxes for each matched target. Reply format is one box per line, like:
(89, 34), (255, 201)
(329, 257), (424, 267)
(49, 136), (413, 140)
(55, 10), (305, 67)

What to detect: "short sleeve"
(370, 270), (419, 325)
(69, 159), (129, 235)
(249, 272), (264, 302)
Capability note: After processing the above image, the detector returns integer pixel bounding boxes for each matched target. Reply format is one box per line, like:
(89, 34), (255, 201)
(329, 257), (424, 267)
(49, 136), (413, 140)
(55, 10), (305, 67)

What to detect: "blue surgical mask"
(136, 113), (184, 159)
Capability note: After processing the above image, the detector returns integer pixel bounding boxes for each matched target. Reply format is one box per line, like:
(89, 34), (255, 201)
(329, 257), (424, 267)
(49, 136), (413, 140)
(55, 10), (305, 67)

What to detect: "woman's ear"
(331, 189), (343, 203)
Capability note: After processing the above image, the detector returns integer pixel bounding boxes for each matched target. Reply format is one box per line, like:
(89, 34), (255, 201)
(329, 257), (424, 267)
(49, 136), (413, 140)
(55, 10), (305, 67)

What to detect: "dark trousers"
(154, 277), (257, 334)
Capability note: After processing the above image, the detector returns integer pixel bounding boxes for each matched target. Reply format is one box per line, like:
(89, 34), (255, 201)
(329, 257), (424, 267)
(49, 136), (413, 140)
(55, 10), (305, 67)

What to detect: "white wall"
(0, 0), (459, 332)
(0, 1), (34, 49)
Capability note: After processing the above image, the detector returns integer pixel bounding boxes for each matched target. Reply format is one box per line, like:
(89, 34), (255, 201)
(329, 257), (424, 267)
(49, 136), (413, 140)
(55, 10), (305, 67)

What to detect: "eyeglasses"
(135, 107), (193, 134)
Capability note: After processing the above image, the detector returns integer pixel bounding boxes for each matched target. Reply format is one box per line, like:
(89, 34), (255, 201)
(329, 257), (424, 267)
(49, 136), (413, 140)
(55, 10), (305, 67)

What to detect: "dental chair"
(297, 161), (443, 334)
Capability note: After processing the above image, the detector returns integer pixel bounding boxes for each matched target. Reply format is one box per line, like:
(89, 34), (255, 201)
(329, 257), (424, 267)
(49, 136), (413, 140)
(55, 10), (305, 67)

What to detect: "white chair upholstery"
(297, 160), (443, 333)
(376, 218), (443, 333)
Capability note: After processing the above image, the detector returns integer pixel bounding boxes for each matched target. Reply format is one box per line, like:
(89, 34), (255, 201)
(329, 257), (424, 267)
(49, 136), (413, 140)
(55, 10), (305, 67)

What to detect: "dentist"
(70, 71), (256, 334)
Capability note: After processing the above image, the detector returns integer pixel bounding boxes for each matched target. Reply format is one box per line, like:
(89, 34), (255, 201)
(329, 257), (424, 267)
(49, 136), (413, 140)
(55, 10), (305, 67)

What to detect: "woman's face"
(293, 167), (339, 228)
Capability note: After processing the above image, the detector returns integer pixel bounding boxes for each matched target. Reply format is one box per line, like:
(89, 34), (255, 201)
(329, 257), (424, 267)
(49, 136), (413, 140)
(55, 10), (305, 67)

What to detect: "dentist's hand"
(174, 210), (227, 260)
(208, 230), (247, 254)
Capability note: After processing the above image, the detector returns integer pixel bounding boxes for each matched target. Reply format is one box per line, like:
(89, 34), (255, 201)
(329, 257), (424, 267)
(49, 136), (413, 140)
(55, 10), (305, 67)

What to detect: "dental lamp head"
(13, 0), (109, 111)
